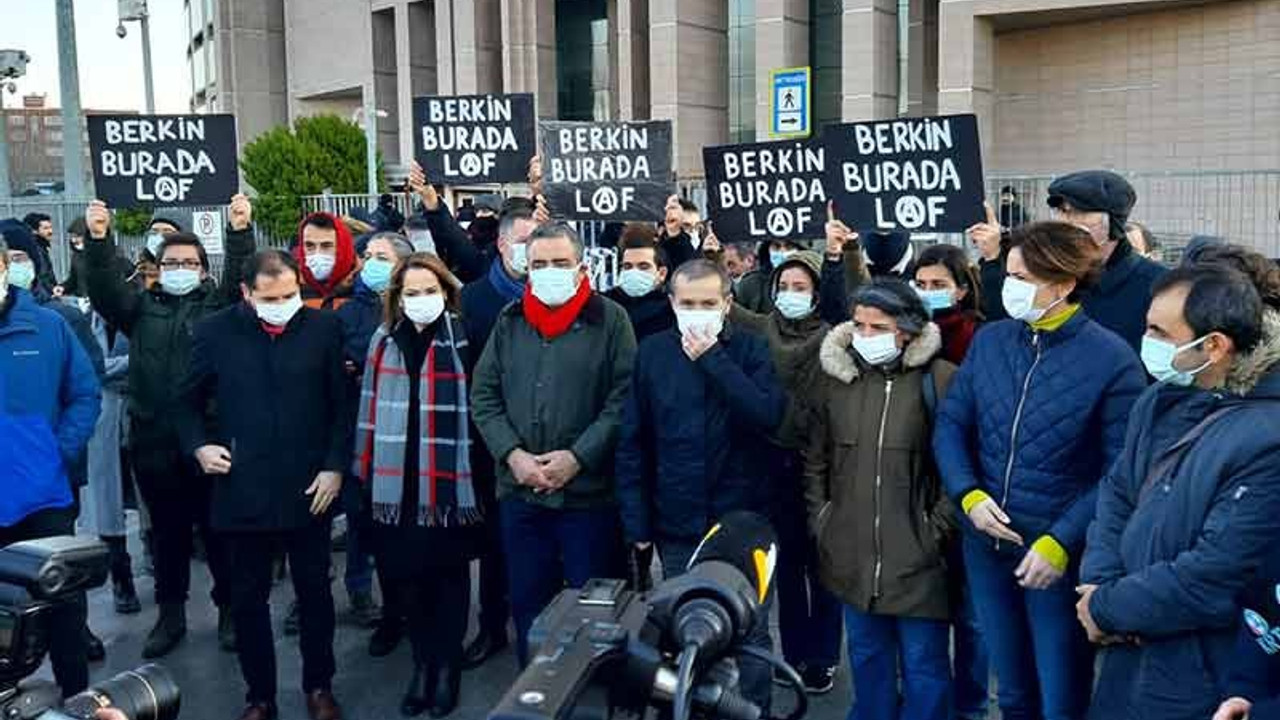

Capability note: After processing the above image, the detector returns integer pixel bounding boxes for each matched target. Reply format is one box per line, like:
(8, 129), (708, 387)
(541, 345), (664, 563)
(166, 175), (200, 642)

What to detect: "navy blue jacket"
(1223, 545), (1280, 719)
(0, 288), (101, 526)
(176, 304), (353, 532)
(1081, 338), (1280, 720)
(616, 325), (786, 543)
(335, 278), (383, 372)
(1082, 241), (1167, 351)
(933, 311), (1145, 554)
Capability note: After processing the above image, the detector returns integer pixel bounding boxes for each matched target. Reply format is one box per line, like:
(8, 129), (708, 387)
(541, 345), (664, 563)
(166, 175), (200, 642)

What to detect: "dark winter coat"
(176, 303), (353, 532)
(1082, 240), (1168, 351)
(335, 278), (383, 372)
(806, 322), (955, 619)
(615, 325), (785, 543)
(62, 246), (133, 299)
(1081, 310), (1280, 720)
(733, 269), (772, 315)
(818, 242), (871, 323)
(422, 202), (493, 284)
(934, 309), (978, 365)
(1224, 544), (1280, 720)
(84, 228), (255, 454)
(604, 286), (676, 342)
(0, 288), (101, 527)
(471, 293), (637, 510)
(933, 311), (1146, 557)
(977, 254), (1008, 323)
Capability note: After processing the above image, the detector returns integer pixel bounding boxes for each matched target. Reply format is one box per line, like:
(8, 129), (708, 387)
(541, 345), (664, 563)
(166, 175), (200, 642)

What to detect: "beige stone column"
(754, 0), (811, 139)
(650, 0), (729, 178)
(906, 0), (938, 116)
(501, 0), (558, 117)
(938, 2), (994, 159)
(840, 0), (900, 120)
(615, 0), (650, 120)
(395, 0), (439, 166)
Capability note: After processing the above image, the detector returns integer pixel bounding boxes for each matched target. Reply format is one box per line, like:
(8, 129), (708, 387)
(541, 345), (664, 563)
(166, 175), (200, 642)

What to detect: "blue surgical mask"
(159, 268), (201, 296)
(306, 253), (336, 281)
(1141, 334), (1210, 387)
(917, 288), (955, 315)
(361, 258), (394, 293)
(770, 249), (794, 268)
(852, 331), (902, 366)
(6, 261), (36, 290)
(529, 267), (580, 306)
(618, 269), (658, 298)
(774, 291), (813, 320)
(145, 232), (165, 257)
(509, 243), (529, 275)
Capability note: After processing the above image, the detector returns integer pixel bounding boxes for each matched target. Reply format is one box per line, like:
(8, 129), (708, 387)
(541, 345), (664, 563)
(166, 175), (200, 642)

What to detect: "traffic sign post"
(769, 66), (811, 140)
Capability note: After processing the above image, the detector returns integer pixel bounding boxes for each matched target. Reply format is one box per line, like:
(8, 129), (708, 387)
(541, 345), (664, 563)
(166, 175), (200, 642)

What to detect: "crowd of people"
(3, 162), (1280, 720)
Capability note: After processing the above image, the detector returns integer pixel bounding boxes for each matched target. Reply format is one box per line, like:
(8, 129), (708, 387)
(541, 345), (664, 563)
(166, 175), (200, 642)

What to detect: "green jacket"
(84, 227), (256, 448)
(471, 293), (637, 510)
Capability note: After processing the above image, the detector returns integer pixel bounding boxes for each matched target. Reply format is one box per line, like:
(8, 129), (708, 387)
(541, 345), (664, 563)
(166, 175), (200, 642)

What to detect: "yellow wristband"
(961, 489), (992, 515)
(1031, 535), (1070, 572)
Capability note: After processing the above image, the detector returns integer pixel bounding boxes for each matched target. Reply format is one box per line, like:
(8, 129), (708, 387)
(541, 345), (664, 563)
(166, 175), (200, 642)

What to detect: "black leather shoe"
(400, 663), (437, 717)
(143, 603), (186, 659)
(85, 627), (105, 663)
(369, 616), (405, 658)
(237, 702), (278, 720)
(218, 606), (237, 652)
(429, 663), (460, 718)
(461, 627), (508, 670)
(113, 578), (141, 615)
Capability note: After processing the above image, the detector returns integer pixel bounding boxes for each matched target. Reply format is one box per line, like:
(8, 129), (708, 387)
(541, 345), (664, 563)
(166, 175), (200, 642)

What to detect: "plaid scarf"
(354, 312), (478, 526)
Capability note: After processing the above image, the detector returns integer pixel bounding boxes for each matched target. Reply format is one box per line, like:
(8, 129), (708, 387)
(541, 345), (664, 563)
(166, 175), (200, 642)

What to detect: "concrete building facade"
(0, 94), (124, 195)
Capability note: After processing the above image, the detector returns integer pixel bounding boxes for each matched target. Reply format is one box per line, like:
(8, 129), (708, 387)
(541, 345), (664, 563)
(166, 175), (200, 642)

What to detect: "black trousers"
(131, 441), (229, 607)
(223, 522), (336, 704)
(372, 524), (470, 665)
(0, 506), (88, 696)
(476, 493), (509, 637)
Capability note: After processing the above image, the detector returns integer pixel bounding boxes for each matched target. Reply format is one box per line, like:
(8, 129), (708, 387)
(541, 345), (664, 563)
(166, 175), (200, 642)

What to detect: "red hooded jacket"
(293, 211), (358, 308)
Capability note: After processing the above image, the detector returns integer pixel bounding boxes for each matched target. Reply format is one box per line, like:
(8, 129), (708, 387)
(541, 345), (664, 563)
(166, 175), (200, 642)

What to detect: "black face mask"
(863, 231), (910, 271)
(469, 216), (500, 246)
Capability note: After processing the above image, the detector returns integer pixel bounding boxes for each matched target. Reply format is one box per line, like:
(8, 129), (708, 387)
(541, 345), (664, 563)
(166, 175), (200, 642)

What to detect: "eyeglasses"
(160, 260), (203, 271)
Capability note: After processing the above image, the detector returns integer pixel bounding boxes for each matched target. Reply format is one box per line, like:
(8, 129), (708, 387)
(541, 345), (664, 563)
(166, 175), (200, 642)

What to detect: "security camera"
(5, 82), (15, 95)
(0, 49), (29, 80)
(116, 24), (128, 39)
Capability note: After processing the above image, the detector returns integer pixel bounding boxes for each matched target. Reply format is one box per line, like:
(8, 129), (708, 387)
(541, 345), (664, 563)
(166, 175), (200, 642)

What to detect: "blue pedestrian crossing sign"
(769, 67), (811, 139)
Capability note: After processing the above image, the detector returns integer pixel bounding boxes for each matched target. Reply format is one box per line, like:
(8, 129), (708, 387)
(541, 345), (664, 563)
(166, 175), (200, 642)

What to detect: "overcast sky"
(0, 0), (187, 113)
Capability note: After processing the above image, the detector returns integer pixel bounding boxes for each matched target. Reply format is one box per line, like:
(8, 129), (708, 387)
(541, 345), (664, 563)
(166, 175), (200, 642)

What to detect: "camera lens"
(60, 663), (180, 720)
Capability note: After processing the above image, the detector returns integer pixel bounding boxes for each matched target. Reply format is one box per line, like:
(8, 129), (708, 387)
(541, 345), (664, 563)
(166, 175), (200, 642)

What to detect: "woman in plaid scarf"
(354, 252), (482, 718)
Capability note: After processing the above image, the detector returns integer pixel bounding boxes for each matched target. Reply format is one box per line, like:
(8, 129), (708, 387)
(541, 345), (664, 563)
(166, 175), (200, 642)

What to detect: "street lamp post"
(56, 0), (85, 199)
(117, 0), (155, 113)
(0, 49), (29, 201)
(351, 104), (388, 199)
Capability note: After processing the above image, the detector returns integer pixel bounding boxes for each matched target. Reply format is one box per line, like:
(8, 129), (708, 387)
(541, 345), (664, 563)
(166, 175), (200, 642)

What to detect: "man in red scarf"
(294, 213), (358, 309)
(471, 222), (637, 665)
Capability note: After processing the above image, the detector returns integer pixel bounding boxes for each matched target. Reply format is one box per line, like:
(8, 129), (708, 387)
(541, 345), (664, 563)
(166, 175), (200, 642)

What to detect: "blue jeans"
(341, 479), (373, 594)
(948, 543), (990, 720)
(660, 540), (774, 714)
(772, 490), (843, 671)
(963, 537), (1092, 720)
(844, 608), (952, 720)
(500, 498), (621, 665)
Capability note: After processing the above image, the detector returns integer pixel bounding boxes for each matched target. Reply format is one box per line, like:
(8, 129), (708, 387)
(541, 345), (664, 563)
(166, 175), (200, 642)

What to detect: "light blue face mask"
(774, 291), (813, 320)
(361, 258), (395, 293)
(1141, 334), (1210, 386)
(617, 269), (658, 298)
(917, 288), (955, 315)
(769, 249), (794, 269)
(6, 261), (36, 290)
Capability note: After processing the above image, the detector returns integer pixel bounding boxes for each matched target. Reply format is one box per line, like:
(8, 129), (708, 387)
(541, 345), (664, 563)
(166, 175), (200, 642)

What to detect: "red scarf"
(522, 278), (592, 339)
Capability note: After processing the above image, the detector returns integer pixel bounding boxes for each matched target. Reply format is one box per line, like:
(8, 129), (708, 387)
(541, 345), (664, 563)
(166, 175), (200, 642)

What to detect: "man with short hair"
(616, 258), (784, 707)
(0, 234), (101, 696)
(177, 250), (351, 720)
(1047, 170), (1167, 351)
(84, 196), (256, 659)
(294, 213), (359, 309)
(605, 225), (676, 341)
(1079, 264), (1280, 720)
(22, 211), (58, 290)
(657, 195), (703, 272)
(471, 223), (637, 665)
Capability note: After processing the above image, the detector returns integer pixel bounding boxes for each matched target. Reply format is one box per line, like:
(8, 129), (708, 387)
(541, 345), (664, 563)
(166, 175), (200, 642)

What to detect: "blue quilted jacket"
(933, 311), (1145, 554)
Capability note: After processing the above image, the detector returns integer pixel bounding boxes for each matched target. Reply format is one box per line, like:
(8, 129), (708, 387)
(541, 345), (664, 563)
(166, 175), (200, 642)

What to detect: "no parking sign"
(192, 210), (224, 256)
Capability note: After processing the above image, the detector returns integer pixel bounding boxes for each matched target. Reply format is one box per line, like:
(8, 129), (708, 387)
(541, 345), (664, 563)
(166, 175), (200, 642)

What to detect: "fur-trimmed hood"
(819, 320), (942, 383)
(1226, 308), (1280, 396)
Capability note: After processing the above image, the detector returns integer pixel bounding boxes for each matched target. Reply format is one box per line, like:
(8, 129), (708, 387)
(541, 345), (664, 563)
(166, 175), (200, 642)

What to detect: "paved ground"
(38, 531), (861, 720)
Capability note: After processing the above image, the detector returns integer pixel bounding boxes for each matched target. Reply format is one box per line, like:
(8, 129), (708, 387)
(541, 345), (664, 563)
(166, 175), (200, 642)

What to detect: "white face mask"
(255, 294), (303, 327)
(675, 308), (725, 338)
(306, 253), (336, 281)
(145, 232), (165, 257)
(1002, 276), (1063, 324)
(508, 243), (529, 276)
(529, 267), (580, 306)
(159, 268), (201, 296)
(852, 331), (902, 366)
(774, 291), (814, 320)
(403, 294), (445, 326)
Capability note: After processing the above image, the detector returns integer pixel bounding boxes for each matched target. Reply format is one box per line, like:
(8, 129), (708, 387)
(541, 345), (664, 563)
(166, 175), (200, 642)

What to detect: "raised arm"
(82, 201), (142, 335)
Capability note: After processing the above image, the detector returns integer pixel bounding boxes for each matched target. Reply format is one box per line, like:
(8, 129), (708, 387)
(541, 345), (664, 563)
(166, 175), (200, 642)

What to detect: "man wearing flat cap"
(1047, 170), (1167, 351)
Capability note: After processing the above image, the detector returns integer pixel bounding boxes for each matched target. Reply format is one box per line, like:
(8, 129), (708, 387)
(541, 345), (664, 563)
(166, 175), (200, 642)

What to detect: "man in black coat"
(605, 225), (676, 342)
(177, 250), (352, 720)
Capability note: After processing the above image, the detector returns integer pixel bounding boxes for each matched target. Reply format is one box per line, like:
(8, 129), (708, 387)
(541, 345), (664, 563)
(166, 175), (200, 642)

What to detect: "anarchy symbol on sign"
(766, 208), (793, 237)
(154, 177), (180, 203)
(895, 196), (927, 229)
(591, 187), (619, 216)
(459, 153), (484, 177)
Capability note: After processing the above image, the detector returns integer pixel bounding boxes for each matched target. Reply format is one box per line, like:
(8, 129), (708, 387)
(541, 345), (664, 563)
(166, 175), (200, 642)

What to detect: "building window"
(47, 130), (62, 143)
(9, 115), (25, 127)
(207, 38), (217, 86)
(47, 145), (63, 157)
(809, 0), (842, 127)
(728, 0), (756, 143)
(44, 115), (62, 127)
(555, 0), (609, 121)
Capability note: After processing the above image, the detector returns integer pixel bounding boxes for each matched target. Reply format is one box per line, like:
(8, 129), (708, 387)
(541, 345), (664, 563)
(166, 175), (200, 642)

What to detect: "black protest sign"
(822, 114), (984, 233)
(413, 93), (536, 184)
(538, 120), (674, 222)
(87, 114), (238, 208)
(703, 139), (827, 242)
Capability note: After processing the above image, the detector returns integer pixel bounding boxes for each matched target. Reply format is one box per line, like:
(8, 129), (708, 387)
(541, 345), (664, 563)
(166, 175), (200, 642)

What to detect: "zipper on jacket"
(873, 377), (894, 598)
(997, 332), (1042, 550)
